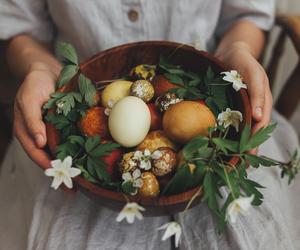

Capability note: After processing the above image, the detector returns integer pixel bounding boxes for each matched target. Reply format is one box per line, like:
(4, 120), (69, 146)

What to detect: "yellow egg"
(108, 96), (151, 147)
(101, 80), (133, 108)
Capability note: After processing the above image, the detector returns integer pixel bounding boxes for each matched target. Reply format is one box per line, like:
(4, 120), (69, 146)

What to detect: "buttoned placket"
(121, 0), (146, 41)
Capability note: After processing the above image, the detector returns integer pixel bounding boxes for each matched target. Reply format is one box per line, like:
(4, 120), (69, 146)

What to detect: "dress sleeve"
(0, 0), (54, 42)
(216, 0), (276, 37)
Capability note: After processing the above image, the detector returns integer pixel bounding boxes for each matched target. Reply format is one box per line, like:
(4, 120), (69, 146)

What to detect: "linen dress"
(1, 0), (300, 249)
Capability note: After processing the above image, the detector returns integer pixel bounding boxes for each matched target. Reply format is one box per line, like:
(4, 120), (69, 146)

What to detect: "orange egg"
(163, 101), (216, 144)
(79, 107), (108, 137)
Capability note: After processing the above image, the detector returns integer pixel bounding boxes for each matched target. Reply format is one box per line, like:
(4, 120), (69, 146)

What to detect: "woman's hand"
(14, 62), (59, 168)
(216, 42), (273, 133)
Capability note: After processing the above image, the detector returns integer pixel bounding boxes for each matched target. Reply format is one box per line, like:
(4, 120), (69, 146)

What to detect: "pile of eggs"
(78, 64), (216, 197)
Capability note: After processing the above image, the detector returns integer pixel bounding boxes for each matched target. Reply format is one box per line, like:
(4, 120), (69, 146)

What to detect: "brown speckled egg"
(119, 152), (138, 174)
(138, 172), (160, 198)
(130, 80), (155, 102)
(151, 147), (177, 177)
(155, 92), (183, 112)
(137, 130), (178, 153)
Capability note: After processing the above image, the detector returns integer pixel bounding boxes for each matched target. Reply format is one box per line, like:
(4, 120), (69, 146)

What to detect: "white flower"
(133, 150), (152, 170)
(56, 101), (64, 114)
(158, 222), (182, 248)
(218, 108), (243, 132)
(144, 149), (151, 157)
(226, 195), (254, 223)
(151, 150), (163, 160)
(122, 169), (143, 195)
(221, 70), (247, 92)
(44, 156), (81, 190)
(116, 202), (145, 224)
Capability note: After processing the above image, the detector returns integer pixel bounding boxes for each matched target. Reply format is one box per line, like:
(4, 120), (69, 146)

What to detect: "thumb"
(20, 102), (47, 148)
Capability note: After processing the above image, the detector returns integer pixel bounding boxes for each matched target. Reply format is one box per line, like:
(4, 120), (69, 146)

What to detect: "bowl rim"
(51, 41), (252, 207)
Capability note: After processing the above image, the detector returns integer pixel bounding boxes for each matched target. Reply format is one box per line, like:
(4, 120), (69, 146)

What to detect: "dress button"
(128, 9), (138, 22)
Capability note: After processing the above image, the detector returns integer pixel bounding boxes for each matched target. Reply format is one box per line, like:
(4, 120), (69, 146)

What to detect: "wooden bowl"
(46, 41), (252, 216)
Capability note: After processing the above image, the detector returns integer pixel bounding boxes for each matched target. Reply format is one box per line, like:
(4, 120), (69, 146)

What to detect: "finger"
(252, 80), (273, 133)
(16, 97), (47, 148)
(14, 108), (51, 169)
(245, 66), (266, 122)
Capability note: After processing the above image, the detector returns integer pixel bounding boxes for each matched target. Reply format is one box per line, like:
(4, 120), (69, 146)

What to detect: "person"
(0, 0), (299, 249)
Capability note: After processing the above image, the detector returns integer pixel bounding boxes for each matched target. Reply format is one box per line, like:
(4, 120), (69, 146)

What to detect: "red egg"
(147, 103), (162, 131)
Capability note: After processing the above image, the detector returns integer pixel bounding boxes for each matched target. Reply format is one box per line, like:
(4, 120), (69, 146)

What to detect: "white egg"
(108, 96), (151, 147)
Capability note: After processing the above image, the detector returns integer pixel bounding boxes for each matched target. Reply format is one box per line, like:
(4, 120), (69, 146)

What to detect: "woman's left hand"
(216, 42), (273, 133)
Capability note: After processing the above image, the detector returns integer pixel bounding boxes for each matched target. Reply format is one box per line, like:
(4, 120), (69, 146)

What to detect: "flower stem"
(183, 186), (202, 213)
(223, 166), (237, 199)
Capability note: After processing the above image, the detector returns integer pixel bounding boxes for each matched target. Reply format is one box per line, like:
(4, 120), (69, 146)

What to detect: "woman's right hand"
(14, 62), (59, 169)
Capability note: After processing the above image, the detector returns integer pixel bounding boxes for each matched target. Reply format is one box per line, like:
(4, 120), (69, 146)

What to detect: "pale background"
(272, 0), (300, 134)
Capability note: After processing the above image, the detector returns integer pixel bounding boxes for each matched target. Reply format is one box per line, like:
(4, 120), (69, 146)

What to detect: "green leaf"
(163, 73), (184, 84)
(87, 157), (97, 177)
(239, 178), (264, 206)
(88, 156), (110, 181)
(197, 147), (214, 158)
(183, 136), (209, 160)
(77, 165), (100, 184)
(43, 93), (65, 110)
(68, 135), (85, 146)
(85, 136), (101, 153)
(202, 172), (220, 216)
(57, 92), (82, 116)
(57, 42), (78, 65)
(204, 67), (215, 85)
(246, 124), (276, 150)
(45, 113), (70, 130)
(89, 142), (121, 158)
(56, 140), (81, 160)
(162, 163), (205, 195)
(121, 181), (136, 195)
(239, 125), (251, 153)
(57, 65), (79, 88)
(244, 154), (278, 168)
(213, 138), (239, 154)
(212, 138), (228, 154)
(217, 193), (234, 233)
(240, 124), (277, 152)
(214, 163), (240, 198)
(184, 71), (201, 81)
(78, 74), (97, 107)
(205, 96), (221, 116)
(188, 79), (202, 87)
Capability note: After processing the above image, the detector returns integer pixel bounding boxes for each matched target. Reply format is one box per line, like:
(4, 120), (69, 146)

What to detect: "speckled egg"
(155, 92), (183, 112)
(138, 172), (160, 198)
(130, 80), (155, 102)
(130, 64), (156, 81)
(119, 152), (138, 174)
(151, 147), (177, 177)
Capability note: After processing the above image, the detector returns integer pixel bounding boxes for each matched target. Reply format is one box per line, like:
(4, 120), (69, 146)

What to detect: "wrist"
(27, 62), (61, 83)
(216, 42), (255, 61)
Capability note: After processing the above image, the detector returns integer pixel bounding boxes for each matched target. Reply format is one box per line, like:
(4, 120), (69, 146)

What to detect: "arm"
(7, 35), (61, 168)
(215, 20), (273, 132)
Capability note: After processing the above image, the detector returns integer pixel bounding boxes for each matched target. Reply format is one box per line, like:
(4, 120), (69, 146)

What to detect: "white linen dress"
(1, 1), (300, 249)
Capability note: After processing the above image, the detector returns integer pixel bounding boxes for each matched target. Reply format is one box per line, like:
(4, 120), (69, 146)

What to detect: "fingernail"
(35, 134), (44, 147)
(255, 107), (263, 119)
